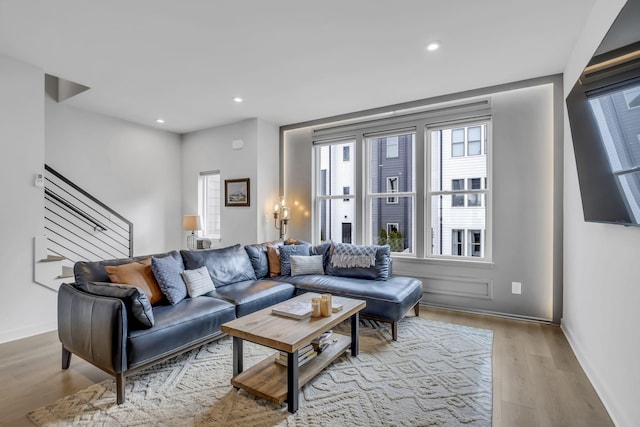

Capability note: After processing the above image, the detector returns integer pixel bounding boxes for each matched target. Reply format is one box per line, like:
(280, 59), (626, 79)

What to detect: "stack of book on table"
(311, 330), (334, 353)
(274, 344), (317, 367)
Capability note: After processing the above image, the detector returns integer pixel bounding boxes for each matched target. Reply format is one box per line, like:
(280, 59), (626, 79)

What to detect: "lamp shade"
(182, 215), (202, 231)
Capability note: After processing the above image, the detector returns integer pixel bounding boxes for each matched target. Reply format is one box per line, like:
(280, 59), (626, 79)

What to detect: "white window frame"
(365, 131), (416, 255)
(426, 119), (492, 261)
(198, 170), (221, 240)
(313, 140), (357, 243)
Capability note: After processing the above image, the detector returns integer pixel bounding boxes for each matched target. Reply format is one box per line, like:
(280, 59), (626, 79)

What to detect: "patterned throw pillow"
(181, 266), (215, 298)
(279, 244), (311, 276)
(290, 255), (324, 276)
(151, 256), (187, 305)
(104, 257), (164, 304)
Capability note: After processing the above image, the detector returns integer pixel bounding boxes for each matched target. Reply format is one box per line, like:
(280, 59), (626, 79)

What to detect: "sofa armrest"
(58, 282), (128, 375)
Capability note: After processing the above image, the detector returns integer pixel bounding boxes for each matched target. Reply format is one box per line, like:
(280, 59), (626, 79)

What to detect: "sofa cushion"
(104, 258), (164, 304)
(290, 255), (324, 276)
(206, 279), (295, 317)
(244, 241), (281, 279)
(279, 244), (311, 276)
(181, 244), (257, 287)
(267, 245), (282, 277)
(182, 266), (216, 297)
(74, 251), (184, 291)
(323, 244), (392, 280)
(151, 255), (187, 305)
(280, 274), (422, 322)
(127, 296), (236, 368)
(86, 281), (154, 329)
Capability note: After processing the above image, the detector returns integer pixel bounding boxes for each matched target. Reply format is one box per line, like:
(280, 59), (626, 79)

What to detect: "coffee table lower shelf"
(230, 334), (351, 405)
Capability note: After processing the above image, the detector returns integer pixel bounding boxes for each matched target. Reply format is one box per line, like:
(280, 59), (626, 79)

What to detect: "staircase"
(34, 164), (133, 291)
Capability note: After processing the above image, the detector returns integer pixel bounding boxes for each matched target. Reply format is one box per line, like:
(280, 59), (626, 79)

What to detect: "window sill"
(391, 254), (495, 269)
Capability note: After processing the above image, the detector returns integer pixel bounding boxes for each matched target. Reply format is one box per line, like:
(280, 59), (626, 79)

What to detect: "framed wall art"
(224, 178), (250, 207)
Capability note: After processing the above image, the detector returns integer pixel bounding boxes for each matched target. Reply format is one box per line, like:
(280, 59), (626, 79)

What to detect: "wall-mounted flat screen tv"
(566, 0), (640, 226)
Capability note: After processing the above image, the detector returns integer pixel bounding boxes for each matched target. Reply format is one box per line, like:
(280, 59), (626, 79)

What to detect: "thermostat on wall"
(35, 172), (44, 188)
(232, 139), (244, 150)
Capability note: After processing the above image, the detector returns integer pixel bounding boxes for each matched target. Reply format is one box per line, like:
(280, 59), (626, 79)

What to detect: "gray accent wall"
(282, 76), (563, 323)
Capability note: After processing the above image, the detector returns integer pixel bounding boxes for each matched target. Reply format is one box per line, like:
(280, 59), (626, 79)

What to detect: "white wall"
(45, 98), (183, 255)
(562, 1), (639, 426)
(0, 55), (56, 343)
(181, 118), (280, 247)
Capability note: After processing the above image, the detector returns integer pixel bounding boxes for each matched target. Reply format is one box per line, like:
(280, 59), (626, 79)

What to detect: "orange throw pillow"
(104, 257), (164, 305)
(267, 245), (281, 277)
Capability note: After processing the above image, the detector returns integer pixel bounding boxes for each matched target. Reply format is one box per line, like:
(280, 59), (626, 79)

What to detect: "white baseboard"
(0, 320), (57, 345)
(560, 318), (626, 427)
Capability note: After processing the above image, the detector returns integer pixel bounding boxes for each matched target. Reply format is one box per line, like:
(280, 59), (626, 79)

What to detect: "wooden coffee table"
(221, 293), (366, 413)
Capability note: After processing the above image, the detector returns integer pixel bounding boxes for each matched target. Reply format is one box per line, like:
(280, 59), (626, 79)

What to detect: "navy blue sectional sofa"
(57, 241), (422, 404)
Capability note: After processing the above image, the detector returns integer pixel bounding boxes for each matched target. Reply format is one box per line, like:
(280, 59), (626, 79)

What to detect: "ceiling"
(0, 0), (597, 134)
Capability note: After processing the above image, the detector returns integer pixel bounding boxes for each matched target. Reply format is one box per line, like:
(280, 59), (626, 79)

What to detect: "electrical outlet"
(512, 282), (522, 294)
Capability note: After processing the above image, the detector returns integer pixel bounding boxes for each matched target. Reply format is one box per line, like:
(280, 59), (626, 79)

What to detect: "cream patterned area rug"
(29, 317), (493, 426)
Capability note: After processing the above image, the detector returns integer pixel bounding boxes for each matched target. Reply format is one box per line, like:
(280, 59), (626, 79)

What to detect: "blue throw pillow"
(279, 244), (311, 276)
(151, 255), (187, 305)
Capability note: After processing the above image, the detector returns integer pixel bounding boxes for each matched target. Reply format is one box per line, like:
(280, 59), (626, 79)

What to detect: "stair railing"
(43, 164), (133, 263)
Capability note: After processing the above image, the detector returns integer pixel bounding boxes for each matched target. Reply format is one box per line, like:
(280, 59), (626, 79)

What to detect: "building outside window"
(198, 171), (221, 239)
(343, 146), (350, 162)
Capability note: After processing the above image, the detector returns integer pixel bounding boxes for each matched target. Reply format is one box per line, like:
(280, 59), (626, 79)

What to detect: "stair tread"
(39, 256), (65, 262)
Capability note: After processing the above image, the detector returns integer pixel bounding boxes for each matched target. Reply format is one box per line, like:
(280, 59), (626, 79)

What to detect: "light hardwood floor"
(0, 307), (613, 427)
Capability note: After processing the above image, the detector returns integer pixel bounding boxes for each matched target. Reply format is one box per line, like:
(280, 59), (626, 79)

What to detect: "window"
(451, 128), (465, 157)
(452, 229), (464, 255)
(451, 179), (465, 207)
(343, 146), (351, 162)
(198, 171), (221, 239)
(429, 121), (490, 260)
(312, 105), (491, 262)
(343, 186), (350, 202)
(367, 132), (416, 253)
(386, 176), (399, 204)
(342, 222), (352, 243)
(386, 137), (399, 158)
(316, 140), (355, 242)
(468, 230), (482, 257)
(467, 178), (482, 207)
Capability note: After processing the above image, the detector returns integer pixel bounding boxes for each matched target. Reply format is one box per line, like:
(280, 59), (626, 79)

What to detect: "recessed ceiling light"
(233, 97), (243, 103)
(156, 118), (165, 124)
(426, 41), (441, 52)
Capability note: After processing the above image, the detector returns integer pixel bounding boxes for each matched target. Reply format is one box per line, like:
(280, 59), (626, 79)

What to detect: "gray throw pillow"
(86, 281), (154, 329)
(279, 244), (311, 276)
(151, 256), (187, 305)
(290, 255), (324, 276)
(182, 266), (215, 298)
